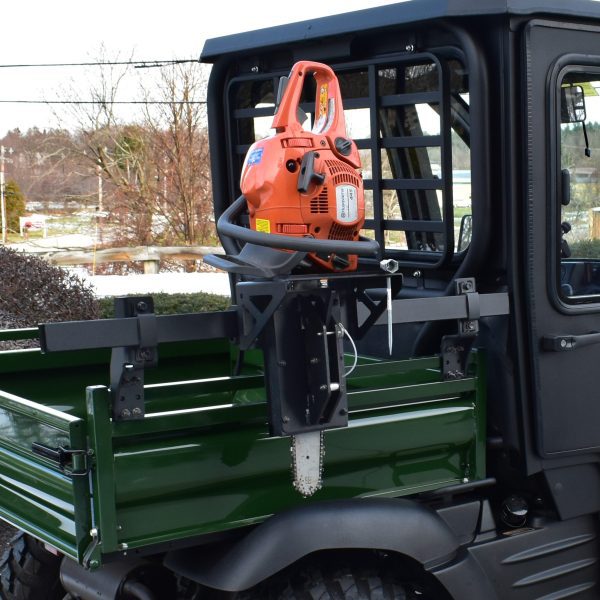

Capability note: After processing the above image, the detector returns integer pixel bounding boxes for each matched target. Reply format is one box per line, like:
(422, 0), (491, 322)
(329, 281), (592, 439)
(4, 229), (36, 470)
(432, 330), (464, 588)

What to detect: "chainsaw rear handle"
(218, 196), (380, 257)
(272, 61), (347, 138)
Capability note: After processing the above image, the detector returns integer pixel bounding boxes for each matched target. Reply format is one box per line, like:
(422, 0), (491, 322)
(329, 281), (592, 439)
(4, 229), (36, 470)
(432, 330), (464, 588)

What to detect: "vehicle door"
(525, 19), (600, 455)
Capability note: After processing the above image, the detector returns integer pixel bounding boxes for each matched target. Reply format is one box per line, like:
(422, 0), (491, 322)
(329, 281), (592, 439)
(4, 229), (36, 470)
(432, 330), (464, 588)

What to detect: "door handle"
(541, 331), (600, 352)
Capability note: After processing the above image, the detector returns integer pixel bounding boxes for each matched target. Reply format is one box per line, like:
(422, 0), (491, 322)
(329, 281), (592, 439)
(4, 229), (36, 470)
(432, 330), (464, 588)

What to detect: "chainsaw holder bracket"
(236, 279), (289, 350)
(248, 277), (348, 437)
(340, 273), (404, 339)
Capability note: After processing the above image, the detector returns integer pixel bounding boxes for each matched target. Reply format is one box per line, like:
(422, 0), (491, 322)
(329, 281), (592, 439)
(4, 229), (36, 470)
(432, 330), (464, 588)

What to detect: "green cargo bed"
(0, 329), (485, 567)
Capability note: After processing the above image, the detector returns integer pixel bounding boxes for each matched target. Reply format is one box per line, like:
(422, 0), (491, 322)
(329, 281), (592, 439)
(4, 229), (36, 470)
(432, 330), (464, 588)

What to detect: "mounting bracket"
(441, 278), (479, 380)
(109, 296), (157, 421)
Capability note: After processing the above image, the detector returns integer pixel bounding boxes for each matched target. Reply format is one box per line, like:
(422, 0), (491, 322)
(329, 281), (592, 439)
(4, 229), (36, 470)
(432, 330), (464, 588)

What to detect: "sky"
(0, 0), (402, 136)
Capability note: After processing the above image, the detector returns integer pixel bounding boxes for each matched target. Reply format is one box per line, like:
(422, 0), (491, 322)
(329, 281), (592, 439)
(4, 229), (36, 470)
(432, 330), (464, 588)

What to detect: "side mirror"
(458, 214), (472, 252)
(561, 85), (587, 124)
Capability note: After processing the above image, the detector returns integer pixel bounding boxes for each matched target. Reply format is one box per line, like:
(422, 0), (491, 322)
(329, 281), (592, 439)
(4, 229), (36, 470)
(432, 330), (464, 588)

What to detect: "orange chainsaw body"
(240, 61), (365, 271)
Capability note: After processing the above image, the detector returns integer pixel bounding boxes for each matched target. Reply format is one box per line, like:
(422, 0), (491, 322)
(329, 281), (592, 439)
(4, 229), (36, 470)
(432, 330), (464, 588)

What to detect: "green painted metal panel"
(0, 335), (485, 564)
(0, 390), (89, 560)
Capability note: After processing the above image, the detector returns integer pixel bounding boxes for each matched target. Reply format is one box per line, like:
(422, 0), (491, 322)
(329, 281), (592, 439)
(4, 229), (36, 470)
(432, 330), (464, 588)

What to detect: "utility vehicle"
(2, 0), (600, 598)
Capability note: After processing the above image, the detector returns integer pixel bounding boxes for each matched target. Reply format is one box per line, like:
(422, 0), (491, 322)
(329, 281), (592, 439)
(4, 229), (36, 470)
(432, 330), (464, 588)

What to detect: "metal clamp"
(110, 297), (157, 421)
(441, 278), (481, 380)
(456, 278), (480, 336)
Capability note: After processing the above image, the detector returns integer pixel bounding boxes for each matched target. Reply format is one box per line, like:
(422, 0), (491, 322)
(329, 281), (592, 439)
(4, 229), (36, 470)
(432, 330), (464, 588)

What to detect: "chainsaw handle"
(217, 196), (380, 257)
(272, 61), (347, 139)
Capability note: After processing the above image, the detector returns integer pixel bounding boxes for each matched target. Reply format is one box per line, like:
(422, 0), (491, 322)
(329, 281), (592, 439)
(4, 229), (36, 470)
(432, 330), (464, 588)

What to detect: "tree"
(53, 54), (214, 248)
(140, 63), (213, 245)
(5, 179), (25, 233)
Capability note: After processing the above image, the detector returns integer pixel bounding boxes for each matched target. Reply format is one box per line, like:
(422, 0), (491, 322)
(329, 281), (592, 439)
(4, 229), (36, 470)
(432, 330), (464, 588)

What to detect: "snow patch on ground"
(76, 271), (231, 297)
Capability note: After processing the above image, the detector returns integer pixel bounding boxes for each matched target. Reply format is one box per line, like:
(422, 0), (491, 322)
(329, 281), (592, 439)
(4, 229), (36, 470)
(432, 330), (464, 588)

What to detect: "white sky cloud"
(0, 0), (401, 134)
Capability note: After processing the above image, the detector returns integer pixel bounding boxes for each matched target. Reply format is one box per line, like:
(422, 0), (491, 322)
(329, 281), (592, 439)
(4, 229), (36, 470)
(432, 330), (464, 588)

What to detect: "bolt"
(462, 477), (469, 484)
(89, 560), (99, 569)
(380, 258), (399, 273)
(136, 301), (148, 311)
(319, 384), (328, 391)
(413, 270), (422, 278)
(310, 357), (319, 364)
(405, 43), (415, 52)
(251, 65), (259, 73)
(330, 383), (340, 392)
(282, 416), (290, 423)
(560, 338), (567, 348)
(132, 407), (142, 417)
(465, 320), (476, 331)
(339, 408), (348, 416)
(121, 409), (132, 418)
(117, 525), (123, 531)
(320, 140), (326, 146)
(119, 543), (128, 551)
(139, 348), (152, 360)
(90, 528), (98, 538)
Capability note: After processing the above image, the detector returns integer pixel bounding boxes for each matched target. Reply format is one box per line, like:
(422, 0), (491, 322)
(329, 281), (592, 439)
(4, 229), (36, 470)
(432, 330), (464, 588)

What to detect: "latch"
(31, 442), (89, 477)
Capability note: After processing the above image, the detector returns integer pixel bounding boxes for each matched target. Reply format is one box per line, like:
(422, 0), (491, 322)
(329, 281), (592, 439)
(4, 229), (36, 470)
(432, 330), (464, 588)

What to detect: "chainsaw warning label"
(336, 185), (358, 223)
(255, 218), (271, 233)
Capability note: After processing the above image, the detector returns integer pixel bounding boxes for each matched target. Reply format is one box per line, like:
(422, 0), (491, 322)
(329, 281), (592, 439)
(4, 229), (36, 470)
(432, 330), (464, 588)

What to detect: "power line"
(0, 100), (206, 105)
(0, 59), (200, 69)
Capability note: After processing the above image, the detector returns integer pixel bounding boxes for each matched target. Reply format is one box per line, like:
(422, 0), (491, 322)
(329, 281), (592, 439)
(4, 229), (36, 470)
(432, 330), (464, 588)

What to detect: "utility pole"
(1, 146), (7, 244)
(97, 162), (103, 213)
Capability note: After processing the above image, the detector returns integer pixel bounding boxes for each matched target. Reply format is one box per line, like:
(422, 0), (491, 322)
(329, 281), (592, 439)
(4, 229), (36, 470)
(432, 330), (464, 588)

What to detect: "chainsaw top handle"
(272, 61), (347, 140)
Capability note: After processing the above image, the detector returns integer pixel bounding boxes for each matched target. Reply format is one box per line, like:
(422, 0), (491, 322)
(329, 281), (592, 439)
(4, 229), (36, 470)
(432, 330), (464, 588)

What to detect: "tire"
(239, 565), (426, 600)
(0, 532), (64, 600)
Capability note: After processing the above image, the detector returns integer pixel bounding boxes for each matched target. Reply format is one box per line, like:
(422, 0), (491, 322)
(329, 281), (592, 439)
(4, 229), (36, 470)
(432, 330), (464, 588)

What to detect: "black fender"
(164, 498), (498, 598)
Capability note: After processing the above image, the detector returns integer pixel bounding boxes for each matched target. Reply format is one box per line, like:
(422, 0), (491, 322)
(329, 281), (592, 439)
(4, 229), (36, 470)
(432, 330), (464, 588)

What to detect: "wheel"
(238, 564), (429, 600)
(0, 531), (65, 600)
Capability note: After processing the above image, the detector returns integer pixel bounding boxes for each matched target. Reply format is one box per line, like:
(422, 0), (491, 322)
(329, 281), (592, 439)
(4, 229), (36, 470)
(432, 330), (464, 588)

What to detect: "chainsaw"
(240, 60), (366, 272)
(206, 62), (383, 496)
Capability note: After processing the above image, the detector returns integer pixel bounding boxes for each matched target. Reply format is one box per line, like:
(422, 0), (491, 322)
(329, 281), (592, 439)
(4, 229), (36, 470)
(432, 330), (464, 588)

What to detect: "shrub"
(5, 179), (25, 233)
(0, 248), (99, 326)
(570, 238), (600, 258)
(98, 291), (230, 318)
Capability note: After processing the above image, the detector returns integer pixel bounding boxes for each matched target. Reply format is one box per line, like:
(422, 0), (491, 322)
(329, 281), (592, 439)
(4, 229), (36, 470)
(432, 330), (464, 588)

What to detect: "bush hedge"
(0, 248), (99, 326)
(98, 292), (230, 318)
(570, 238), (600, 258)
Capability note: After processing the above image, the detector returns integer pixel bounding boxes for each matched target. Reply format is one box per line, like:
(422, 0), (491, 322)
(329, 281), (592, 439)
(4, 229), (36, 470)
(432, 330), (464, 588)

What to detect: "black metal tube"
(412, 24), (492, 355)
(218, 195), (380, 257)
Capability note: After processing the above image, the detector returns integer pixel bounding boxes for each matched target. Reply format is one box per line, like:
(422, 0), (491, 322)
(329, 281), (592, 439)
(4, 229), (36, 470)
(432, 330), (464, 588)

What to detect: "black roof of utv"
(200, 0), (600, 61)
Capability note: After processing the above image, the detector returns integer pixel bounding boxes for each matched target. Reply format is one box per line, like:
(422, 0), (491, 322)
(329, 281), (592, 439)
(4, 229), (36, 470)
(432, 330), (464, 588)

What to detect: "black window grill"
(225, 51), (468, 269)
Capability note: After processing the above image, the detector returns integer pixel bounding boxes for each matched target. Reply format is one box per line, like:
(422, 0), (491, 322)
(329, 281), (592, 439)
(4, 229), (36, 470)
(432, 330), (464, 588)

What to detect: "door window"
(558, 69), (600, 300)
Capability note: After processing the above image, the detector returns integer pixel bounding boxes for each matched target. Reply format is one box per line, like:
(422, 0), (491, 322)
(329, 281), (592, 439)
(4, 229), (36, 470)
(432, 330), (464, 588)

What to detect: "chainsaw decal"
(336, 185), (358, 223)
(247, 147), (264, 166)
(313, 84), (329, 133)
(255, 218), (271, 233)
